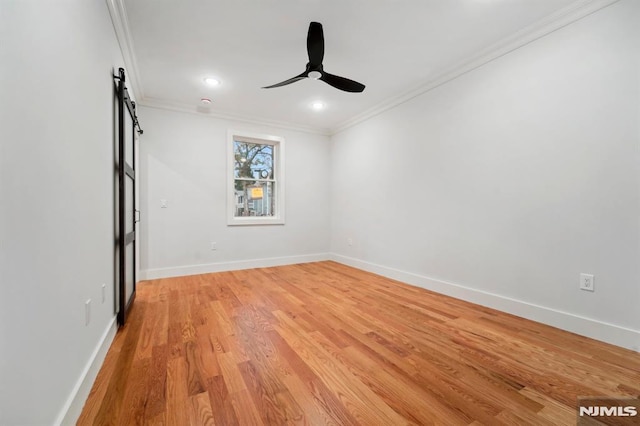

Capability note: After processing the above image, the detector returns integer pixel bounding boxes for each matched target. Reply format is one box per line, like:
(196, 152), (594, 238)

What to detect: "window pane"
(125, 175), (134, 234)
(124, 112), (133, 166)
(234, 180), (275, 218)
(125, 242), (134, 303)
(234, 141), (273, 180)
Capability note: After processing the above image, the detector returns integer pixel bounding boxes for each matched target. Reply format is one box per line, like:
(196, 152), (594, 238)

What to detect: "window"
(227, 130), (285, 225)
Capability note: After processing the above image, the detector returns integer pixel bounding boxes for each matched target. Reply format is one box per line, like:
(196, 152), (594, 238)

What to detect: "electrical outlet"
(160, 199), (168, 208)
(101, 284), (106, 304)
(85, 299), (91, 325)
(211, 242), (217, 250)
(347, 238), (353, 246)
(579, 273), (595, 292)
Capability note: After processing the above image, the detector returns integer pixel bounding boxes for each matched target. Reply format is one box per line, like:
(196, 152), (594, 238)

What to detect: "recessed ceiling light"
(311, 101), (325, 111)
(204, 77), (221, 87)
(200, 98), (212, 105)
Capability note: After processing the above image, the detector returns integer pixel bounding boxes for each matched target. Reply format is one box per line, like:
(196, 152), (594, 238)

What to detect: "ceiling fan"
(262, 22), (365, 93)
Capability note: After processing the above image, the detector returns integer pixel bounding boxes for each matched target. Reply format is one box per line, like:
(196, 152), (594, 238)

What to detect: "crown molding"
(331, 0), (621, 135)
(106, 0), (619, 137)
(138, 97), (332, 136)
(105, 0), (329, 136)
(105, 0), (144, 101)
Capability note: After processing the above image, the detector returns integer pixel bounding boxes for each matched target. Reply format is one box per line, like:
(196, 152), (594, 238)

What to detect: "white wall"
(0, 1), (130, 424)
(0, 3), (637, 424)
(137, 106), (331, 278)
(330, 0), (640, 349)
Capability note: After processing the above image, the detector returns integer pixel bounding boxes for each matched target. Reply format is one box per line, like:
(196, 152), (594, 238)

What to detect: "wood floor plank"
(238, 359), (305, 425)
(184, 340), (207, 396)
(339, 343), (470, 425)
(118, 357), (152, 426)
(229, 389), (265, 426)
(143, 344), (168, 421)
(89, 300), (146, 426)
(217, 351), (249, 391)
(206, 375), (239, 426)
(134, 300), (157, 362)
(273, 310), (410, 425)
(519, 387), (576, 426)
(189, 392), (215, 426)
(165, 357), (189, 426)
(151, 288), (169, 348)
(266, 329), (361, 426)
(79, 261), (640, 425)
(194, 327), (221, 379)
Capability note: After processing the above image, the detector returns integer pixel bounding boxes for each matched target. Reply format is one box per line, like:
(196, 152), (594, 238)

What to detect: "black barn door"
(116, 68), (142, 326)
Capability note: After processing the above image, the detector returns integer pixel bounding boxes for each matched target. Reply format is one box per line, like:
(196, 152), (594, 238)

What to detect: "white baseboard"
(330, 253), (640, 352)
(55, 317), (118, 426)
(140, 253), (330, 280)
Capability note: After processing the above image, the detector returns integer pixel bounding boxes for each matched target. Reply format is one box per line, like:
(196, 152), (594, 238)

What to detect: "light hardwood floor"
(78, 261), (640, 425)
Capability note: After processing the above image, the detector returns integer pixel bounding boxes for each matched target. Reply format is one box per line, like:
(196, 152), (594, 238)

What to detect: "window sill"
(227, 217), (285, 226)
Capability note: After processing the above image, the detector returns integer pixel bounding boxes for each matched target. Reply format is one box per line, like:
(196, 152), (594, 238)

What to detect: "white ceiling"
(120, 0), (592, 133)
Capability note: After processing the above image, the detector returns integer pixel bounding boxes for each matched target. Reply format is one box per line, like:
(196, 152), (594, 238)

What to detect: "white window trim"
(227, 129), (285, 226)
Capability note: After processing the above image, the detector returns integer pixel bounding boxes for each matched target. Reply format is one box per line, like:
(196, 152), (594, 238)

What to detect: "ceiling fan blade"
(320, 72), (365, 93)
(262, 72), (307, 89)
(307, 22), (324, 67)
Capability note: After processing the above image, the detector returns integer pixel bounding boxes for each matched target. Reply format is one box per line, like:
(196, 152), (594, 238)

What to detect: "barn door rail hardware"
(113, 67), (144, 135)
